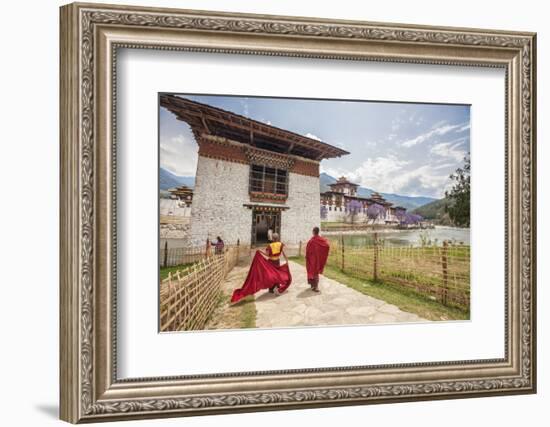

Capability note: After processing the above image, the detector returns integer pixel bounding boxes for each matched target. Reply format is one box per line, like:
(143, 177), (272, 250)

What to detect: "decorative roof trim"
(201, 134), (320, 165)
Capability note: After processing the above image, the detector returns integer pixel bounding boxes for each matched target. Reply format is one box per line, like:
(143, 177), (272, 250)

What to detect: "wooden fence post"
(163, 240), (168, 268)
(441, 240), (449, 306)
(373, 232), (379, 282)
(298, 240), (302, 257)
(167, 271), (173, 295)
(237, 239), (240, 260)
(340, 233), (345, 271)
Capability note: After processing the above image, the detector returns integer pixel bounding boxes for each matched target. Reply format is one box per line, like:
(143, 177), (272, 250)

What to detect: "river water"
(326, 226), (470, 247)
(161, 226), (470, 250)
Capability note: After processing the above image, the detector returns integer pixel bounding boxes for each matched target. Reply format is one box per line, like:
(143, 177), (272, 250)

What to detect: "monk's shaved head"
(312, 227), (320, 235)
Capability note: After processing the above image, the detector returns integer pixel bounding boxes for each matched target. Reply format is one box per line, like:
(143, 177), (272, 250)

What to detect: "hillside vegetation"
(412, 198), (454, 225)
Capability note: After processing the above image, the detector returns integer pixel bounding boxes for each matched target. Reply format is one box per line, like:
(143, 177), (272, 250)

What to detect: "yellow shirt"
(267, 242), (283, 261)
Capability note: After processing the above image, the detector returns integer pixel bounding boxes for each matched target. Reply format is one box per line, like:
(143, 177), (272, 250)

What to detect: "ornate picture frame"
(60, 2), (536, 423)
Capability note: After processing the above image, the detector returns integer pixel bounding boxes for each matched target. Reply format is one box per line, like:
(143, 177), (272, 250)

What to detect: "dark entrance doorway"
(251, 209), (281, 245)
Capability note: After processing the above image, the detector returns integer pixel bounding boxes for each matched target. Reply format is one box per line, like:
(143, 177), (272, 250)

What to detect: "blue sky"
(159, 95), (470, 198)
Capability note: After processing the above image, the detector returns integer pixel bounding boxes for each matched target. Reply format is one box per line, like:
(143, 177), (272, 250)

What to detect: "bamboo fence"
(327, 237), (470, 310)
(160, 242), (249, 267)
(159, 246), (242, 331)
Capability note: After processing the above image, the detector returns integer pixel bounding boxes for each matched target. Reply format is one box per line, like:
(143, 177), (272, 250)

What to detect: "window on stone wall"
(250, 164), (288, 196)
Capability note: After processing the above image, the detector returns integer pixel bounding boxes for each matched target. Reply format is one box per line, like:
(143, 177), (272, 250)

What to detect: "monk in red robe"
(230, 234), (291, 303)
(306, 227), (330, 292)
(263, 233), (286, 293)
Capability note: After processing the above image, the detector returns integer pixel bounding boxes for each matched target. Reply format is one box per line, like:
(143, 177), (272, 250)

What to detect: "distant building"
(329, 176), (359, 196)
(161, 95), (348, 246)
(320, 178), (403, 224)
(168, 185), (193, 206)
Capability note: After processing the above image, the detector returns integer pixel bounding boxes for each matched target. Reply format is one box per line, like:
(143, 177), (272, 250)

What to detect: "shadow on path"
(255, 291), (279, 303)
(296, 288), (321, 299)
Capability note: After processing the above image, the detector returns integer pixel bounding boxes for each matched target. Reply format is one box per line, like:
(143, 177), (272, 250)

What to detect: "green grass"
(159, 263), (195, 281)
(238, 295), (257, 329)
(289, 256), (469, 321)
(323, 245), (471, 302)
(210, 292), (256, 330)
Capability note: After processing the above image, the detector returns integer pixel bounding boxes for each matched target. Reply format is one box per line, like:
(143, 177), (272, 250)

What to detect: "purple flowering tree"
(366, 203), (386, 224)
(345, 199), (363, 224)
(402, 212), (423, 226)
(395, 209), (407, 224)
(320, 204), (328, 220)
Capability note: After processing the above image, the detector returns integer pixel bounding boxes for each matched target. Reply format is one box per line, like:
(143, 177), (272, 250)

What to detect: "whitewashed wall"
(189, 156), (252, 246)
(323, 208), (396, 224)
(282, 173), (320, 245)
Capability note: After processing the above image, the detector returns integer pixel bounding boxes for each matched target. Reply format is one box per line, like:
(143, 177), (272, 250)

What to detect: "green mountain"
(412, 197), (453, 224)
(319, 172), (436, 211)
(159, 167), (195, 191)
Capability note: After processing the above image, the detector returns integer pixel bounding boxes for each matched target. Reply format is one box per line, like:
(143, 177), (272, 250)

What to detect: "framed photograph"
(60, 2), (537, 423)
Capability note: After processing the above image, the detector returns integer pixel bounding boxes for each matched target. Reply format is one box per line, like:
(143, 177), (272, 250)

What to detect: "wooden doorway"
(251, 209), (281, 245)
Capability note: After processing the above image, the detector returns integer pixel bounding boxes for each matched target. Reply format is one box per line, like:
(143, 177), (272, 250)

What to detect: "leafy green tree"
(445, 153), (470, 227)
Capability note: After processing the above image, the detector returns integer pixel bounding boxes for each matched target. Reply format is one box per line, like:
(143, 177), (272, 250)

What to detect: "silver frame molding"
(60, 2), (536, 423)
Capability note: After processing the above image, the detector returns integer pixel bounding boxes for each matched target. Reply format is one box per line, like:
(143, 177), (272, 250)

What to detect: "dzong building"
(160, 95), (349, 247)
(320, 176), (406, 224)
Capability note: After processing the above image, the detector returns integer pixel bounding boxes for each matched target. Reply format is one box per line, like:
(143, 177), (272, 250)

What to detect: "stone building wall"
(189, 150), (324, 247)
(281, 173), (320, 245)
(189, 156), (252, 246)
(324, 208), (370, 223)
(323, 207), (397, 224)
(325, 207), (347, 222)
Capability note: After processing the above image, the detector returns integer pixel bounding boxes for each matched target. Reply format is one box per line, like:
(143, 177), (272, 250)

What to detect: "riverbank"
(323, 226), (470, 247)
(322, 228), (424, 236)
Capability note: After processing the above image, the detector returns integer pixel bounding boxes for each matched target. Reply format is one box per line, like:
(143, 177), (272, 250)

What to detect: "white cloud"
(260, 118), (272, 125)
(395, 166), (452, 197)
(456, 123), (471, 133)
(400, 121), (469, 148)
(239, 99), (250, 117)
(351, 155), (408, 184)
(323, 155), (452, 198)
(324, 155), (408, 191)
(305, 132), (322, 141)
(306, 132), (345, 148)
(430, 139), (467, 162)
(160, 132), (198, 176)
(433, 162), (458, 170)
(431, 120), (447, 129)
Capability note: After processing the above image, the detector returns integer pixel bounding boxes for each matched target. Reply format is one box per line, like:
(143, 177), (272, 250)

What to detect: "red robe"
(306, 235), (330, 281)
(231, 251), (292, 303)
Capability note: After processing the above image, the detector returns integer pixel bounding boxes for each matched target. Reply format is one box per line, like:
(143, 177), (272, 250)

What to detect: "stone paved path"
(231, 260), (427, 328)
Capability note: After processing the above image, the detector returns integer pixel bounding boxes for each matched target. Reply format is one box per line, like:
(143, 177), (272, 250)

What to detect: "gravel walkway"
(231, 260), (426, 328)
